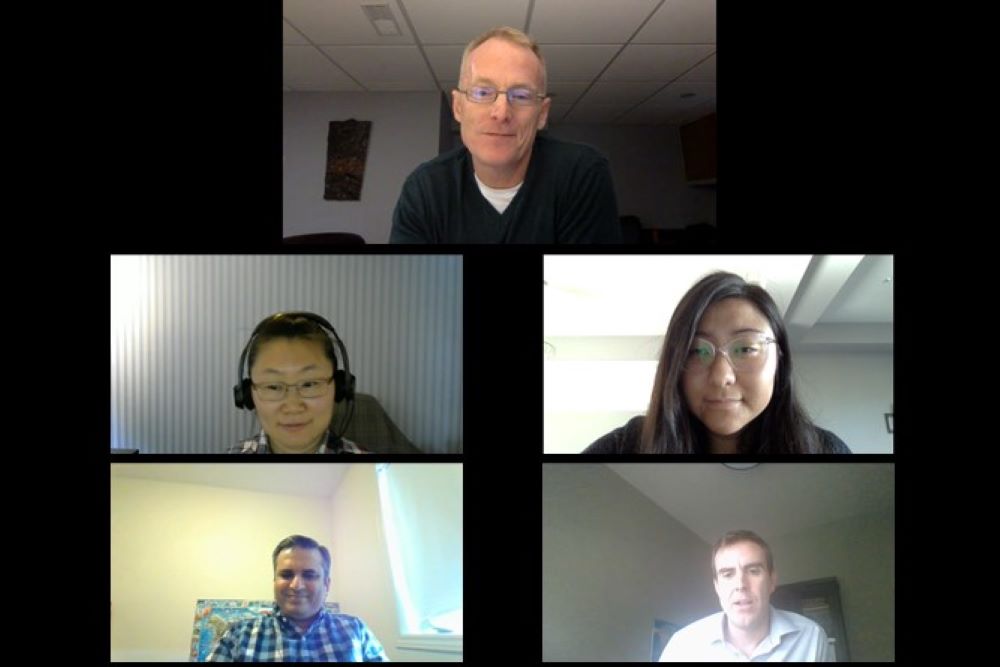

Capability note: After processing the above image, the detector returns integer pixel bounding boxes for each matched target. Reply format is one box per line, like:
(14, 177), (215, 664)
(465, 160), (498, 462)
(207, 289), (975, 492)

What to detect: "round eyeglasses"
(251, 377), (334, 402)
(684, 335), (777, 373)
(457, 86), (546, 106)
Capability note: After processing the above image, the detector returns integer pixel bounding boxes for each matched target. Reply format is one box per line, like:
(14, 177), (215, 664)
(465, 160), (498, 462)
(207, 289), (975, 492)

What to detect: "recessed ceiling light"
(362, 3), (402, 36)
(680, 92), (696, 99)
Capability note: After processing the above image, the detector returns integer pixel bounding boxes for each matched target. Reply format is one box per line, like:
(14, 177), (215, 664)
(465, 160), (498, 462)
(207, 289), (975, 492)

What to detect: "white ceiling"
(283, 0), (716, 126)
(544, 255), (894, 354)
(111, 463), (350, 498)
(607, 463), (894, 544)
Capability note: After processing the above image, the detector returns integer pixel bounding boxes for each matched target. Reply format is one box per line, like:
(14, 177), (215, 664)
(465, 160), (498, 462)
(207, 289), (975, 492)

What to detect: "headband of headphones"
(233, 311), (356, 410)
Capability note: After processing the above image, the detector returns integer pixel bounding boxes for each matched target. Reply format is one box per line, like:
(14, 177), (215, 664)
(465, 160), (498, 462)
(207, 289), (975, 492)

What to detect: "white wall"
(110, 255), (463, 454)
(110, 475), (335, 661)
(542, 464), (718, 662)
(543, 345), (893, 453)
(794, 352), (894, 453)
(283, 92), (440, 243)
(545, 124), (716, 230)
(330, 466), (461, 662)
(770, 511), (895, 662)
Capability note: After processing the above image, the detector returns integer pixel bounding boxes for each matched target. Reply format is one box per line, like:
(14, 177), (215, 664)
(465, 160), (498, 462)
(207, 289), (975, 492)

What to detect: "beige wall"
(110, 475), (335, 661)
(542, 464), (718, 661)
(770, 510), (894, 662)
(110, 466), (461, 662)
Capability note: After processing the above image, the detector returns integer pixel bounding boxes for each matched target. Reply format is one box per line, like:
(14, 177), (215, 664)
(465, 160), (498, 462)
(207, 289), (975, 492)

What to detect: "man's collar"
(765, 606), (801, 643)
(715, 606), (800, 655)
(272, 602), (327, 635)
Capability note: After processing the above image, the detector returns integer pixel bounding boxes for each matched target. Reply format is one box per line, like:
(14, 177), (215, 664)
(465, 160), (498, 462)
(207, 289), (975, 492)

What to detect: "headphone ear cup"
(234, 379), (255, 410)
(333, 370), (355, 403)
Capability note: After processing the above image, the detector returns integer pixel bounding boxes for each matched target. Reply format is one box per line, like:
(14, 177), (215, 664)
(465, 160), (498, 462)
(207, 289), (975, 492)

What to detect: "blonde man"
(391, 26), (620, 244)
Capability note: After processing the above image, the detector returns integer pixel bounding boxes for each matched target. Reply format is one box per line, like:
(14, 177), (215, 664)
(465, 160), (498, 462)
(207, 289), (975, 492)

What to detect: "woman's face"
(250, 337), (335, 453)
(681, 298), (779, 452)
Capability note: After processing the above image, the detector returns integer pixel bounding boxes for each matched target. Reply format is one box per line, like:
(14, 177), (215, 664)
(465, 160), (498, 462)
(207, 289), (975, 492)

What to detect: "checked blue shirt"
(207, 605), (388, 662)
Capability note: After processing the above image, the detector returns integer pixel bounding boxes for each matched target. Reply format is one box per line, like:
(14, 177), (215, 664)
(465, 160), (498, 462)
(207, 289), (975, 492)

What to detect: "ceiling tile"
(633, 0), (716, 44)
(545, 81), (592, 106)
(321, 45), (437, 90)
(424, 45), (466, 82)
(601, 44), (715, 82)
(402, 0), (530, 45)
(546, 104), (573, 123)
(677, 53), (715, 83)
(542, 44), (622, 81)
(283, 0), (415, 45)
(283, 45), (364, 91)
(564, 104), (631, 124)
(578, 81), (664, 107)
(529, 0), (660, 43)
(642, 81), (716, 110)
(283, 19), (309, 45)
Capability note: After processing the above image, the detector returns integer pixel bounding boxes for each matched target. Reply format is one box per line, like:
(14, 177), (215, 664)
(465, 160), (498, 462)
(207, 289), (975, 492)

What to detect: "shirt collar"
(713, 606), (801, 657)
(272, 602), (328, 636)
(254, 430), (339, 454)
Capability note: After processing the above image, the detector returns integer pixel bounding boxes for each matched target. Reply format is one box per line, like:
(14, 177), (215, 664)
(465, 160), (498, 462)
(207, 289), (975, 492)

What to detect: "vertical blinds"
(111, 255), (463, 453)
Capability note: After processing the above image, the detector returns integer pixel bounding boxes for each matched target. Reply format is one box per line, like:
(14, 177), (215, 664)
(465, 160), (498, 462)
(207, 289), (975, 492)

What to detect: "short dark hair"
(639, 271), (823, 453)
(711, 530), (774, 580)
(272, 534), (331, 580)
(248, 314), (338, 377)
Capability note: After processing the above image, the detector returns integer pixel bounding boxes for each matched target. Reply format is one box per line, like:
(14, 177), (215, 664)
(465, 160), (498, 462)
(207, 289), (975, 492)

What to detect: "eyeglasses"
(457, 86), (546, 106)
(684, 335), (777, 373)
(251, 377), (334, 401)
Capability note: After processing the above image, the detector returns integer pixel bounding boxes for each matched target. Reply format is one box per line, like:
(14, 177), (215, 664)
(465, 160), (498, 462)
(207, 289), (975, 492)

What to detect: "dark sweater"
(583, 415), (853, 454)
(390, 135), (621, 244)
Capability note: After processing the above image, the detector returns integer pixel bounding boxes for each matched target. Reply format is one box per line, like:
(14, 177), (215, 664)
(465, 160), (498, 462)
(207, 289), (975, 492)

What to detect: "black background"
(78, 2), (933, 663)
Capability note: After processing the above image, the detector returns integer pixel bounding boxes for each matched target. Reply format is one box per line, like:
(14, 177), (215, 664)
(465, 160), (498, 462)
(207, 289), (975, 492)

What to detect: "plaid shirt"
(207, 605), (388, 662)
(227, 430), (369, 454)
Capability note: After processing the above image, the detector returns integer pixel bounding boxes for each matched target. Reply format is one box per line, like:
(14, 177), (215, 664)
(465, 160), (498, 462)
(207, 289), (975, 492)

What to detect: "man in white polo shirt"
(659, 530), (832, 662)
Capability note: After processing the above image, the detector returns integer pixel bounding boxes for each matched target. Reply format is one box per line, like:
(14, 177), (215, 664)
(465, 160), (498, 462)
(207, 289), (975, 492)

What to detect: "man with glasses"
(390, 26), (621, 243)
(208, 535), (388, 661)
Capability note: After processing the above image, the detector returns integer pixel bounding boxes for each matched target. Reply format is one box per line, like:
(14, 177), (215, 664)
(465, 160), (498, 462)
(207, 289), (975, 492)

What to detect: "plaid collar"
(233, 430), (368, 454)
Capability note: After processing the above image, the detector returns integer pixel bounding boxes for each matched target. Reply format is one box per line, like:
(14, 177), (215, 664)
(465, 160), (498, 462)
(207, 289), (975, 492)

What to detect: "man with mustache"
(390, 26), (621, 244)
(208, 535), (387, 662)
(659, 530), (832, 661)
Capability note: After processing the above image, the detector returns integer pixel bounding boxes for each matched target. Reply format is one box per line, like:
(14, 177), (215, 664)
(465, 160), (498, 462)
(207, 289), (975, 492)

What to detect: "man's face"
(452, 37), (551, 179)
(274, 547), (330, 623)
(250, 337), (335, 453)
(713, 541), (776, 633)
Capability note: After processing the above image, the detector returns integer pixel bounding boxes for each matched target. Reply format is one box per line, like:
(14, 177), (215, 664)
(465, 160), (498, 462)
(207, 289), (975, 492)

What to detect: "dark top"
(582, 415), (853, 454)
(390, 134), (621, 244)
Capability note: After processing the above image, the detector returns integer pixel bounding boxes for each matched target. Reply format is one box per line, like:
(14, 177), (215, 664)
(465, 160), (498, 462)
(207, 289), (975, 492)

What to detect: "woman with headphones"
(230, 312), (367, 454)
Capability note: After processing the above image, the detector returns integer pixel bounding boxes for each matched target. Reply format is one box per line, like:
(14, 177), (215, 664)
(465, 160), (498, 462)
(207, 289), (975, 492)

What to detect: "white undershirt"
(474, 172), (522, 214)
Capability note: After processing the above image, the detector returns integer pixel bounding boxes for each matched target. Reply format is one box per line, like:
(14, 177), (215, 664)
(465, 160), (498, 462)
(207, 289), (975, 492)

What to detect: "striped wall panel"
(110, 255), (463, 453)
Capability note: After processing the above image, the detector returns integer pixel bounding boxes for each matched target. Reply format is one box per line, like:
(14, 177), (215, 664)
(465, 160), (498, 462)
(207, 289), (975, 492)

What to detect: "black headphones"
(233, 312), (356, 411)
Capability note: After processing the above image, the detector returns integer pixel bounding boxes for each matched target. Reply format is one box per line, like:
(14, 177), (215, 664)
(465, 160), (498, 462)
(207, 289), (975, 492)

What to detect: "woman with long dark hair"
(584, 272), (850, 454)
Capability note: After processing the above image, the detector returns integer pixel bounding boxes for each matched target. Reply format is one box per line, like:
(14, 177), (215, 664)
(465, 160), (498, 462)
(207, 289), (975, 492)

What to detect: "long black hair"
(639, 271), (823, 453)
